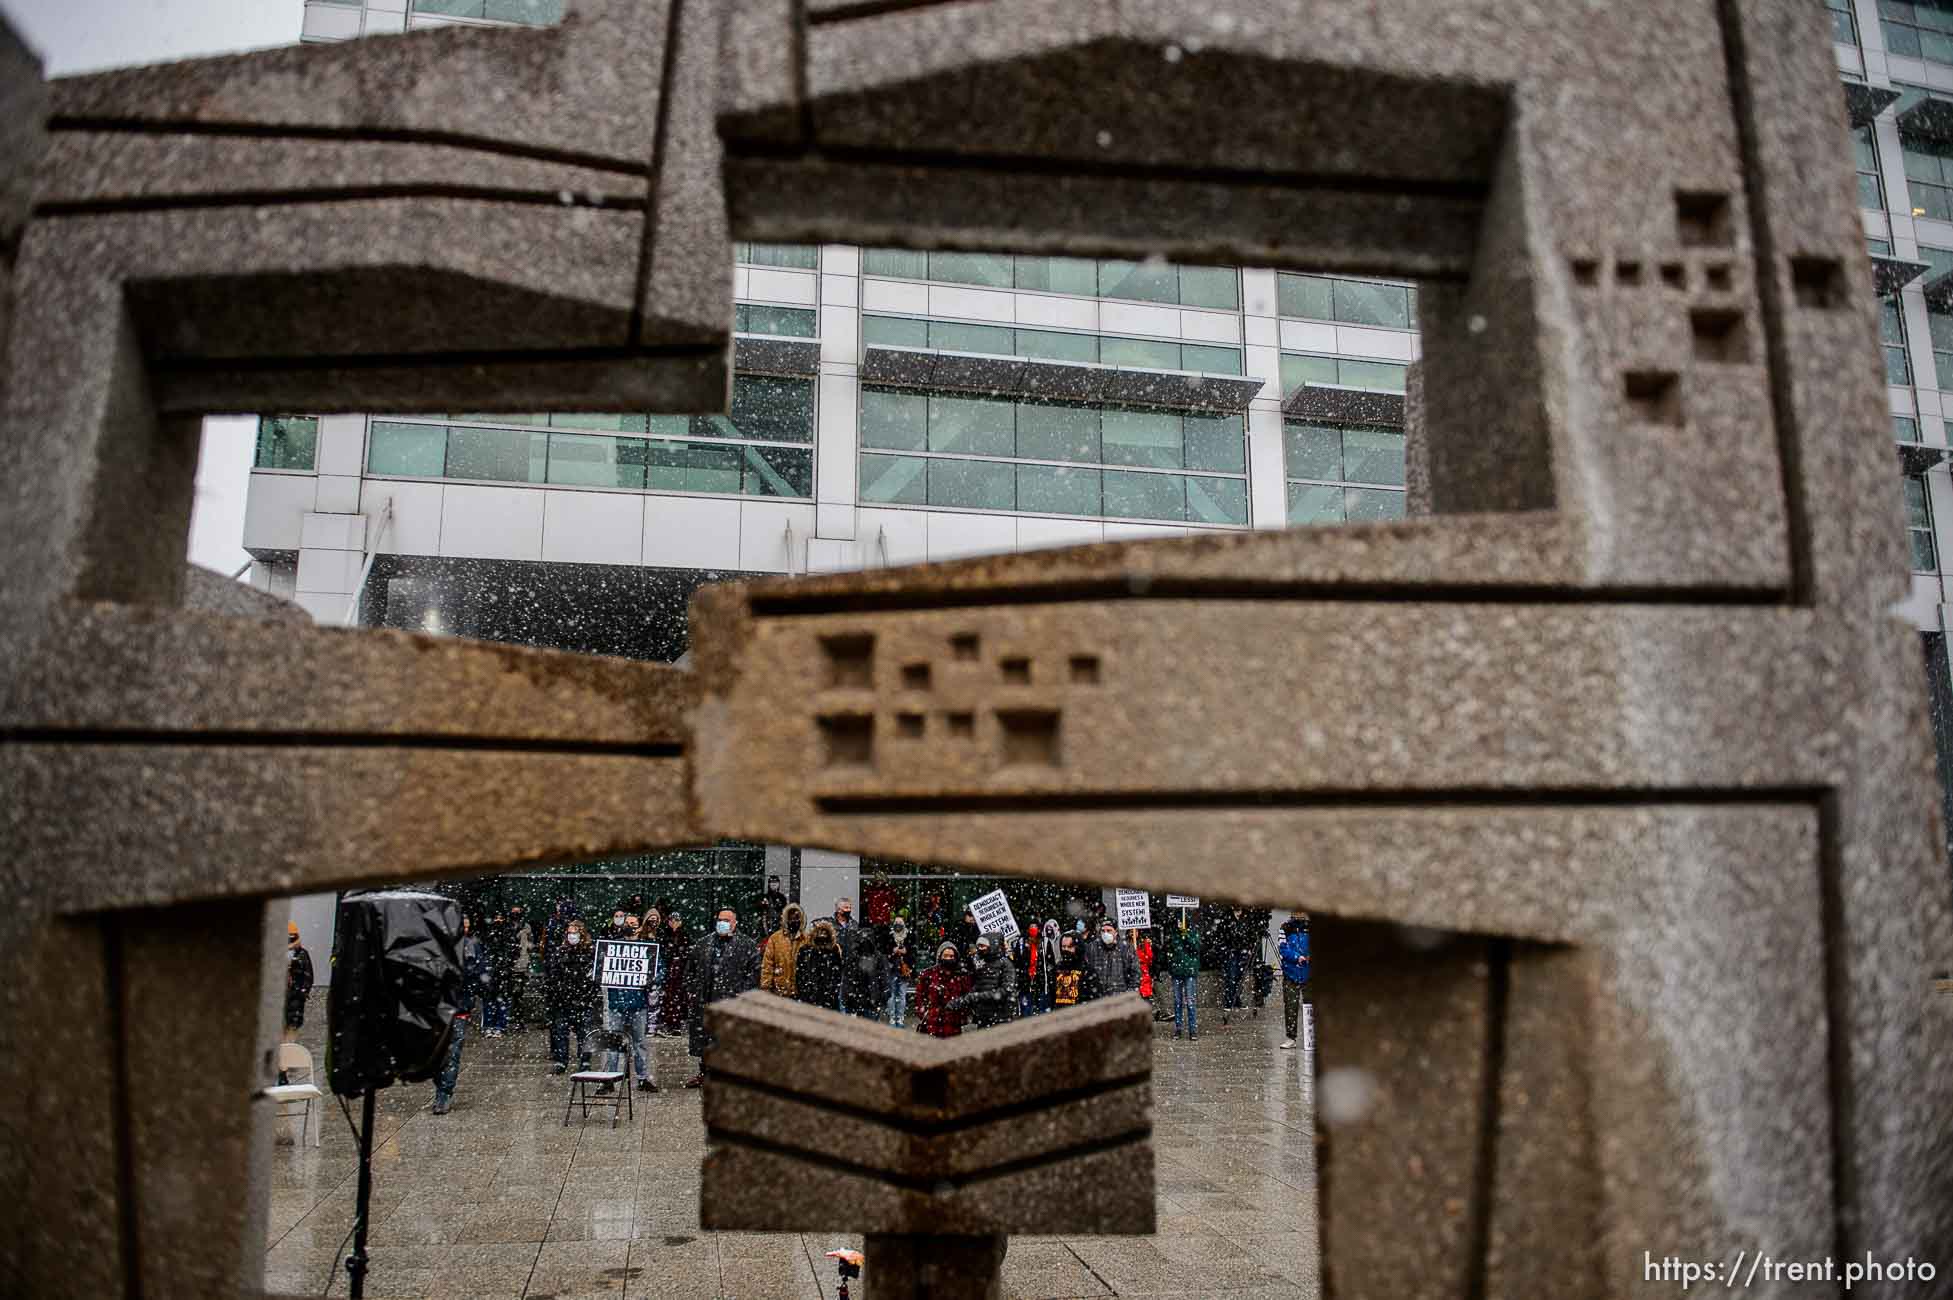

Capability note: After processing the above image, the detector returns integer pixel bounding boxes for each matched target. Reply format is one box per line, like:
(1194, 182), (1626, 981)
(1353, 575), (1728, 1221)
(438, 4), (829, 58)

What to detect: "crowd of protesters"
(410, 879), (1312, 1113)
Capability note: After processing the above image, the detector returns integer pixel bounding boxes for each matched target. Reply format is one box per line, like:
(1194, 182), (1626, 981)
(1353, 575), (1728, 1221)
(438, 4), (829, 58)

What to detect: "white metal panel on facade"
(439, 484), (545, 561)
(641, 495), (742, 571)
(541, 490), (644, 566)
(242, 472), (316, 551)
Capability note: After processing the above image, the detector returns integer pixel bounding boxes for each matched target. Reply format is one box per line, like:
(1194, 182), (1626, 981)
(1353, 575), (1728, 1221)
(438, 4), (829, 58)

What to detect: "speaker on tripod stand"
(327, 890), (464, 1299)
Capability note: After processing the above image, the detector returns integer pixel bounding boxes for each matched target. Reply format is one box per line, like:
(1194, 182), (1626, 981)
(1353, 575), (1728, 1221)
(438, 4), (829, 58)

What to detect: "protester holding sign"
(596, 920), (660, 1093)
(1114, 889), (1152, 932)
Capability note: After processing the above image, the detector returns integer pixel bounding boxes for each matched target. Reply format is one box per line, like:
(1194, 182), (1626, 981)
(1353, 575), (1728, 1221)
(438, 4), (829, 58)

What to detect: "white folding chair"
(264, 1042), (324, 1147)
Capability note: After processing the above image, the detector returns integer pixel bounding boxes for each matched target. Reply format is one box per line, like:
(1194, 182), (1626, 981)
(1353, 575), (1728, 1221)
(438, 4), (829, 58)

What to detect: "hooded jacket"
(914, 950), (973, 1037)
(951, 933), (1019, 1028)
(1279, 924), (1311, 985)
(762, 903), (811, 996)
(1081, 930), (1141, 1000)
(794, 920), (847, 1011)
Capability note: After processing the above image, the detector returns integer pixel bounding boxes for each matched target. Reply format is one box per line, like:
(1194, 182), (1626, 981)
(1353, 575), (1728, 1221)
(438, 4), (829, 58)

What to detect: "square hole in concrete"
(1623, 371), (1683, 426)
(997, 709), (1060, 767)
(1069, 655), (1101, 684)
(901, 663), (932, 690)
(895, 712), (925, 739)
(1690, 308), (1749, 364)
(820, 634), (875, 689)
(1675, 191), (1733, 247)
(1789, 257), (1844, 308)
(950, 633), (980, 661)
(1660, 262), (1686, 289)
(946, 711), (976, 739)
(1704, 263), (1734, 292)
(817, 714), (874, 767)
(1571, 258), (1600, 286)
(1001, 657), (1032, 685)
(1616, 260), (1643, 286)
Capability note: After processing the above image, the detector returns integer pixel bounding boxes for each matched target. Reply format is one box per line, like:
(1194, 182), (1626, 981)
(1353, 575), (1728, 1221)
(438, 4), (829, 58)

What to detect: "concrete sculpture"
(0, 1), (1947, 1298)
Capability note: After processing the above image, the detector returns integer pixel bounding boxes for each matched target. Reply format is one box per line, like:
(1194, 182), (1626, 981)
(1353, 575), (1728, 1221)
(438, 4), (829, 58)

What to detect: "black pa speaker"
(327, 889), (465, 1097)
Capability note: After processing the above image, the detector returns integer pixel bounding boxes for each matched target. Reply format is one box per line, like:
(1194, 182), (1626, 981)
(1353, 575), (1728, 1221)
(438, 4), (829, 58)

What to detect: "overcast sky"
(5, 0), (305, 576)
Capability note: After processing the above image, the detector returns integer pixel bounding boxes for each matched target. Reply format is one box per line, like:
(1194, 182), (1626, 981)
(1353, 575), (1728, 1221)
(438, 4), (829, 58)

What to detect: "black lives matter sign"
(594, 939), (659, 990)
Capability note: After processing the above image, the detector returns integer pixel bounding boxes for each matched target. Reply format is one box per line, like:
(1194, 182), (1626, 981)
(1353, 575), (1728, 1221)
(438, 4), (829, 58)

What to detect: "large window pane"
(1183, 413), (1246, 473)
(1342, 426), (1407, 486)
(1102, 408), (1183, 469)
(646, 440), (742, 494)
(741, 445), (814, 498)
(1277, 274), (1334, 321)
(929, 251), (1014, 288)
(1098, 259), (1178, 304)
(1283, 422), (1343, 480)
(860, 453), (926, 504)
(1338, 359), (1408, 391)
(1345, 487), (1407, 522)
(1104, 469), (1187, 521)
(1186, 475), (1248, 524)
(254, 416), (318, 470)
(736, 242), (818, 269)
(1287, 483), (1345, 525)
(928, 321), (1014, 354)
(1016, 329), (1099, 363)
(1015, 256), (1097, 295)
(1100, 336), (1182, 370)
(1016, 401), (1101, 463)
(864, 248), (928, 278)
(1017, 464), (1101, 516)
(548, 433), (647, 488)
(1280, 353), (1339, 394)
(1332, 280), (1413, 329)
(1178, 266), (1240, 310)
(863, 315), (929, 348)
(928, 458), (1014, 509)
(549, 412), (648, 433)
(718, 375), (815, 443)
(735, 304), (818, 337)
(927, 395), (1015, 456)
(1179, 344), (1243, 376)
(862, 389), (928, 450)
(368, 421), (448, 476)
(448, 426), (547, 483)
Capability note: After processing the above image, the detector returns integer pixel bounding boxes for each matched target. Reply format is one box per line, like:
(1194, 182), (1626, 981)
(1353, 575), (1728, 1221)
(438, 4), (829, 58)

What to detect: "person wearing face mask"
(684, 907), (760, 1088)
(599, 915), (658, 1095)
(884, 915), (915, 1028)
(659, 908), (691, 1038)
(762, 903), (810, 998)
(545, 918), (600, 1074)
(282, 921), (313, 1045)
(949, 933), (1019, 1030)
(913, 942), (973, 1038)
(793, 919), (846, 1011)
(759, 874), (789, 939)
(1080, 921), (1140, 1004)
(1051, 934), (1097, 1009)
(1165, 913), (1203, 1041)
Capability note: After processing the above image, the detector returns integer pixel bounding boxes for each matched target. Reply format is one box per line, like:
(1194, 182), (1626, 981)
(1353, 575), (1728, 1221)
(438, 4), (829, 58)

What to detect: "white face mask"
(1101, 931), (1116, 946)
(716, 919), (733, 936)
(566, 933), (581, 946)
(612, 915), (625, 927)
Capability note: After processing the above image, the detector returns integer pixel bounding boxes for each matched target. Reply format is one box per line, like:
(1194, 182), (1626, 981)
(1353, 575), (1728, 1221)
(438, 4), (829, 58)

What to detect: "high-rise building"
(250, 0), (1949, 935)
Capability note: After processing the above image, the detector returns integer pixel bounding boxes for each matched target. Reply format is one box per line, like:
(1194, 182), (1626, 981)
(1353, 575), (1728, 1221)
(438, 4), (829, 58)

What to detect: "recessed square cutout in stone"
(1704, 263), (1734, 292)
(1623, 371), (1683, 426)
(997, 709), (1060, 767)
(1571, 258), (1600, 286)
(1675, 191), (1733, 247)
(901, 662), (932, 690)
(1790, 256), (1846, 309)
(946, 711), (976, 739)
(817, 713), (874, 767)
(1001, 657), (1032, 685)
(1068, 655), (1101, 684)
(1616, 260), (1643, 286)
(1660, 262), (1686, 289)
(950, 633), (980, 661)
(1690, 308), (1749, 364)
(820, 633), (875, 689)
(896, 712), (925, 739)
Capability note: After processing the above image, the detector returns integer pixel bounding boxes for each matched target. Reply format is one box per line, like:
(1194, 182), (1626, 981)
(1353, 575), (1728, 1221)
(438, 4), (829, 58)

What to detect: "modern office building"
(252, 0), (1953, 943)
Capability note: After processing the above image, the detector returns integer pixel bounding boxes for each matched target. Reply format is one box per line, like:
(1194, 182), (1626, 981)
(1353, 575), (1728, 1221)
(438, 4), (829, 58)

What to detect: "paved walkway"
(265, 1005), (1318, 1299)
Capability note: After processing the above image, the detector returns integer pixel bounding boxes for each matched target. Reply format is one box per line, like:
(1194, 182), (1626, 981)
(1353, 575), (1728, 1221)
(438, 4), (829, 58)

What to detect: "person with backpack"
(1279, 914), (1312, 1050)
(1165, 916), (1202, 1040)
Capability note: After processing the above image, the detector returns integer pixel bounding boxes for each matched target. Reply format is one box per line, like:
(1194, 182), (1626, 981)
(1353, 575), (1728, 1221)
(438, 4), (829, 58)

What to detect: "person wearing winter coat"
(283, 922), (314, 1043)
(759, 874), (789, 939)
(658, 909), (691, 1037)
(952, 909), (982, 973)
(1012, 926), (1037, 1017)
(1131, 929), (1162, 1021)
(1081, 920), (1141, 1001)
(884, 918), (917, 1028)
(1164, 920), (1202, 1040)
(913, 942), (973, 1038)
(845, 919), (889, 1022)
(1279, 914), (1312, 1050)
(793, 920), (847, 1011)
(950, 932), (1019, 1029)
(600, 915), (660, 1094)
(431, 915), (492, 1114)
(762, 903), (811, 997)
(1037, 919), (1062, 1012)
(1050, 934), (1099, 1009)
(545, 918), (601, 1073)
(684, 907), (761, 1087)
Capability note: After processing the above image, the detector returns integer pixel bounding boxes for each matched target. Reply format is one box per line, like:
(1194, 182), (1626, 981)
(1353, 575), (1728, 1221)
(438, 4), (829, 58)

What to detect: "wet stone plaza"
(264, 1006), (1318, 1300)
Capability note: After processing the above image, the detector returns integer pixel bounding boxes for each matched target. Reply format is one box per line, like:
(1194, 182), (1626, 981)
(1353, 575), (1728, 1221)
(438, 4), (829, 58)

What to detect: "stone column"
(865, 1234), (1007, 1300)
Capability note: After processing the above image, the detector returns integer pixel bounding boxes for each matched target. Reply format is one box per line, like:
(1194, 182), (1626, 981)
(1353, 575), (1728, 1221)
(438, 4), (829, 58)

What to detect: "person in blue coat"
(1278, 914), (1311, 1050)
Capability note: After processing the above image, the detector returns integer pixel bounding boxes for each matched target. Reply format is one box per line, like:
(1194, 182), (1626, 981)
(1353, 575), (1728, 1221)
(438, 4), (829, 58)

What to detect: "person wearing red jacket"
(913, 941), (973, 1038)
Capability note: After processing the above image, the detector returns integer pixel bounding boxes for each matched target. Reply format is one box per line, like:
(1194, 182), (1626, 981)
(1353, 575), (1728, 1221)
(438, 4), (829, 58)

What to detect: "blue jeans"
(483, 996), (509, 1032)
(434, 1017), (468, 1104)
(550, 1007), (592, 1067)
(886, 980), (910, 1027)
(1222, 951), (1246, 1010)
(1173, 976), (1197, 1035)
(605, 1005), (652, 1084)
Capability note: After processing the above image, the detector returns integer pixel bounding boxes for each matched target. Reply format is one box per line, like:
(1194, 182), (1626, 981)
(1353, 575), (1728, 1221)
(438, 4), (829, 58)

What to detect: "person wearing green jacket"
(1165, 920), (1203, 1040)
